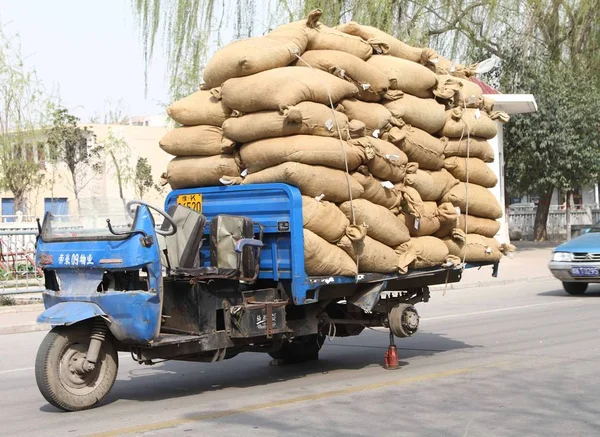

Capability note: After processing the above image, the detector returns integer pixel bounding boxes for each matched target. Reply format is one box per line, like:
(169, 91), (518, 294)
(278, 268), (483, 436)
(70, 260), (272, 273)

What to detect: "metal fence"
(0, 230), (44, 295)
(508, 208), (596, 240)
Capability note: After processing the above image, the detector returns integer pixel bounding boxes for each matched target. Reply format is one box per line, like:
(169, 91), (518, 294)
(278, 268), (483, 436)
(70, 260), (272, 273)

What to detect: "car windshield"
(41, 208), (134, 242)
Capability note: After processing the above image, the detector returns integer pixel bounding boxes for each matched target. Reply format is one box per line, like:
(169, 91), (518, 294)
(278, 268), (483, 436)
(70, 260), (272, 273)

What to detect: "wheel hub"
(60, 343), (105, 395)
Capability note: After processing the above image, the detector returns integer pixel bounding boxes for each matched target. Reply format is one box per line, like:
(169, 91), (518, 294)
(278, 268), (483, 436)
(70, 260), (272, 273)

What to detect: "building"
(0, 119), (170, 222)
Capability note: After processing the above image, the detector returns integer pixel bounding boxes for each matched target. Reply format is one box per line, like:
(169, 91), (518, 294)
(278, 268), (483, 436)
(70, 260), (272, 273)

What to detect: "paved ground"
(2, 271), (600, 437)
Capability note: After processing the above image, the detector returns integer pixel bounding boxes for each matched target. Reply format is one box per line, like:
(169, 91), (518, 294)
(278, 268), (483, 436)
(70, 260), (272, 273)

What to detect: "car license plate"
(176, 193), (202, 213)
(571, 266), (599, 277)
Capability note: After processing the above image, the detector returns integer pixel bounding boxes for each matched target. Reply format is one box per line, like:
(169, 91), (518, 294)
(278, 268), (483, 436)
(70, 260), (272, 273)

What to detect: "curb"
(0, 323), (50, 335)
(430, 275), (554, 291)
(0, 304), (45, 314)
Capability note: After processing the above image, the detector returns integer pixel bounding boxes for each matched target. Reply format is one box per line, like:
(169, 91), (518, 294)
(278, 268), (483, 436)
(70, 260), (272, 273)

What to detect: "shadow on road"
(71, 331), (476, 408)
(538, 284), (600, 298)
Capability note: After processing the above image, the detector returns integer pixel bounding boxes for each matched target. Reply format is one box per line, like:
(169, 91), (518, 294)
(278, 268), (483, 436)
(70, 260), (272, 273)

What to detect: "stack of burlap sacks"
(159, 9), (513, 277)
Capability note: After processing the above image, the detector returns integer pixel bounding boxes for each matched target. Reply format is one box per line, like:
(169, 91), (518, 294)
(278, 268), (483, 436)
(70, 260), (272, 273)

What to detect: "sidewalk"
(0, 243), (555, 335)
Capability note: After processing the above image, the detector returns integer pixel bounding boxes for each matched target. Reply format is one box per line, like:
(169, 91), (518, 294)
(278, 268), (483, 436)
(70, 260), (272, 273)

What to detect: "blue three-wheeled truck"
(33, 183), (497, 411)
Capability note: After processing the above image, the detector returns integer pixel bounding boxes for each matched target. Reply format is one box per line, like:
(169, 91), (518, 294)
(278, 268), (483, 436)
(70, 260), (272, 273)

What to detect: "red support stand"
(384, 331), (400, 370)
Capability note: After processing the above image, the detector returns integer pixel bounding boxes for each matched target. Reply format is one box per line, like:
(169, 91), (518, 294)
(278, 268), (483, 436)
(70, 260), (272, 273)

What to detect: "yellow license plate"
(176, 193), (203, 213)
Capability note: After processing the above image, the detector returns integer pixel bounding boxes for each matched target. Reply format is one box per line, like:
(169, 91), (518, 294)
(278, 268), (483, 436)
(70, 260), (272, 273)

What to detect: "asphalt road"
(2, 277), (600, 437)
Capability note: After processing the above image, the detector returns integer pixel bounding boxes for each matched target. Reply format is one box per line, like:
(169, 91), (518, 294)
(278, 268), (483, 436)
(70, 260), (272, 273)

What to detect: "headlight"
(552, 252), (573, 262)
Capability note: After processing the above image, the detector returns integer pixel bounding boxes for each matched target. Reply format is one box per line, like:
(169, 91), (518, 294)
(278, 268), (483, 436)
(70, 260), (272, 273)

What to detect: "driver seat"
(160, 204), (206, 271)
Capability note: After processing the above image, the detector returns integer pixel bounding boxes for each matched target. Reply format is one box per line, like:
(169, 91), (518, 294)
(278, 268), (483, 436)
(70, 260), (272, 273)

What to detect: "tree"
(46, 108), (102, 206)
(103, 128), (133, 204)
(0, 25), (49, 214)
(134, 157), (154, 199)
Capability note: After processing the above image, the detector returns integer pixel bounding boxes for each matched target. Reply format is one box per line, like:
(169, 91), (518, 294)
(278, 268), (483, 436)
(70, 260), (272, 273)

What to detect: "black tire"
(563, 282), (588, 295)
(35, 323), (119, 412)
(269, 334), (325, 364)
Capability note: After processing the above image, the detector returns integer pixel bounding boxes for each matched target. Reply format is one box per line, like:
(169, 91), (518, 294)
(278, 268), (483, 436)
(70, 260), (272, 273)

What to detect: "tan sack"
(444, 157), (498, 188)
(367, 55), (437, 98)
(242, 162), (363, 203)
(296, 50), (389, 101)
(159, 126), (235, 157)
(221, 66), (358, 113)
(383, 93), (446, 135)
(166, 88), (232, 127)
(400, 202), (441, 237)
(441, 182), (503, 219)
(404, 169), (458, 201)
(383, 125), (446, 170)
(222, 102), (350, 143)
(304, 229), (358, 276)
(336, 22), (424, 63)
(350, 137), (408, 183)
(444, 234), (505, 262)
(437, 75), (483, 108)
(407, 236), (451, 269)
(239, 135), (365, 173)
(439, 108), (509, 140)
(302, 196), (349, 243)
(351, 170), (402, 211)
(444, 137), (494, 162)
(279, 10), (377, 60)
(202, 27), (309, 89)
(338, 234), (413, 273)
(336, 99), (397, 135)
(435, 214), (500, 239)
(339, 198), (410, 246)
(167, 155), (240, 189)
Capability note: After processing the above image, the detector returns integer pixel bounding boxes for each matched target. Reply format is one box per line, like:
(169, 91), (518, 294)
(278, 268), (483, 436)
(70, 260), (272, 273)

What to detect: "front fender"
(37, 302), (107, 326)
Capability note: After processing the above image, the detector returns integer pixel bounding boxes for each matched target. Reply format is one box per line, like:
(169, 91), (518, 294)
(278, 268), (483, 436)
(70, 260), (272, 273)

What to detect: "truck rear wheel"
(269, 334), (325, 364)
(35, 323), (119, 412)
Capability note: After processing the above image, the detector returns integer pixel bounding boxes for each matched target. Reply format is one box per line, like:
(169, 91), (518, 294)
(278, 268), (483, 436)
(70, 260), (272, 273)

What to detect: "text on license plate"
(176, 193), (203, 213)
(571, 266), (599, 277)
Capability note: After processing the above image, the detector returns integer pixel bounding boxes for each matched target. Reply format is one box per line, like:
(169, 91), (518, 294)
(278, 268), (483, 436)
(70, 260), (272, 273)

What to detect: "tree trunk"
(534, 185), (554, 241)
(109, 151), (126, 207)
(566, 190), (572, 241)
(13, 190), (25, 216)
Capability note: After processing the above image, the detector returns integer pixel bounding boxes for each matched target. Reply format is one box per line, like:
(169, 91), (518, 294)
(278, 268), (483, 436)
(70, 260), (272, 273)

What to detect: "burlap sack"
(348, 119), (367, 138)
(444, 234), (504, 262)
(203, 27), (309, 89)
(366, 55), (437, 98)
(296, 50), (390, 101)
(339, 198), (410, 246)
(444, 137), (494, 162)
(422, 50), (477, 78)
(336, 22), (424, 63)
(279, 10), (376, 60)
(350, 137), (408, 183)
(435, 214), (500, 239)
(444, 157), (498, 188)
(441, 182), (503, 219)
(239, 135), (366, 173)
(408, 236), (450, 269)
(336, 99), (397, 135)
(302, 196), (349, 243)
(166, 88), (231, 127)
(437, 74), (483, 108)
(338, 234), (413, 273)
(439, 108), (509, 140)
(242, 162), (364, 203)
(400, 201), (441, 237)
(221, 66), (358, 113)
(352, 171), (402, 211)
(167, 155), (240, 189)
(383, 93), (446, 134)
(159, 126), (235, 157)
(304, 229), (358, 276)
(223, 102), (350, 143)
(404, 169), (459, 201)
(383, 125), (446, 170)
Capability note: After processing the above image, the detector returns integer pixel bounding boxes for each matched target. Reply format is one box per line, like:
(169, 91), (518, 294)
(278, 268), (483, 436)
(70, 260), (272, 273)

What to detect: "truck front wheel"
(269, 334), (325, 364)
(35, 323), (119, 412)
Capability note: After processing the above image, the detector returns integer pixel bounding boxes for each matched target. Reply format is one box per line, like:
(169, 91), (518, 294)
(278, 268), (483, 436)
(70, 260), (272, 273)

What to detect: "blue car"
(549, 225), (600, 295)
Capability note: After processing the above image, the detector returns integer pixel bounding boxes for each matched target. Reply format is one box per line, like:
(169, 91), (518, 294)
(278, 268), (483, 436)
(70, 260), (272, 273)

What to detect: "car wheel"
(563, 282), (588, 295)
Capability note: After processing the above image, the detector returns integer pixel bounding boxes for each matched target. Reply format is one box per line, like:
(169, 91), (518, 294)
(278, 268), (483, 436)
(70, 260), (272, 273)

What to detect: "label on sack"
(456, 206), (461, 216)
(380, 181), (395, 189)
(325, 118), (334, 132)
(474, 108), (482, 119)
(361, 83), (371, 90)
(240, 169), (248, 177)
(372, 129), (380, 138)
(315, 194), (325, 202)
(414, 218), (420, 230)
(385, 154), (400, 162)
(219, 177), (234, 185)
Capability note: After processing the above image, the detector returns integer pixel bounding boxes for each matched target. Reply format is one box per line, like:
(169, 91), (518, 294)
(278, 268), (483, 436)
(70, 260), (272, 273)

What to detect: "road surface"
(2, 277), (600, 437)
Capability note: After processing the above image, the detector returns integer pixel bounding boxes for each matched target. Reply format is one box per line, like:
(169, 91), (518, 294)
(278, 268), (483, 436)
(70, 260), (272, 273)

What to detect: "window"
(44, 198), (69, 216)
(2, 198), (15, 222)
